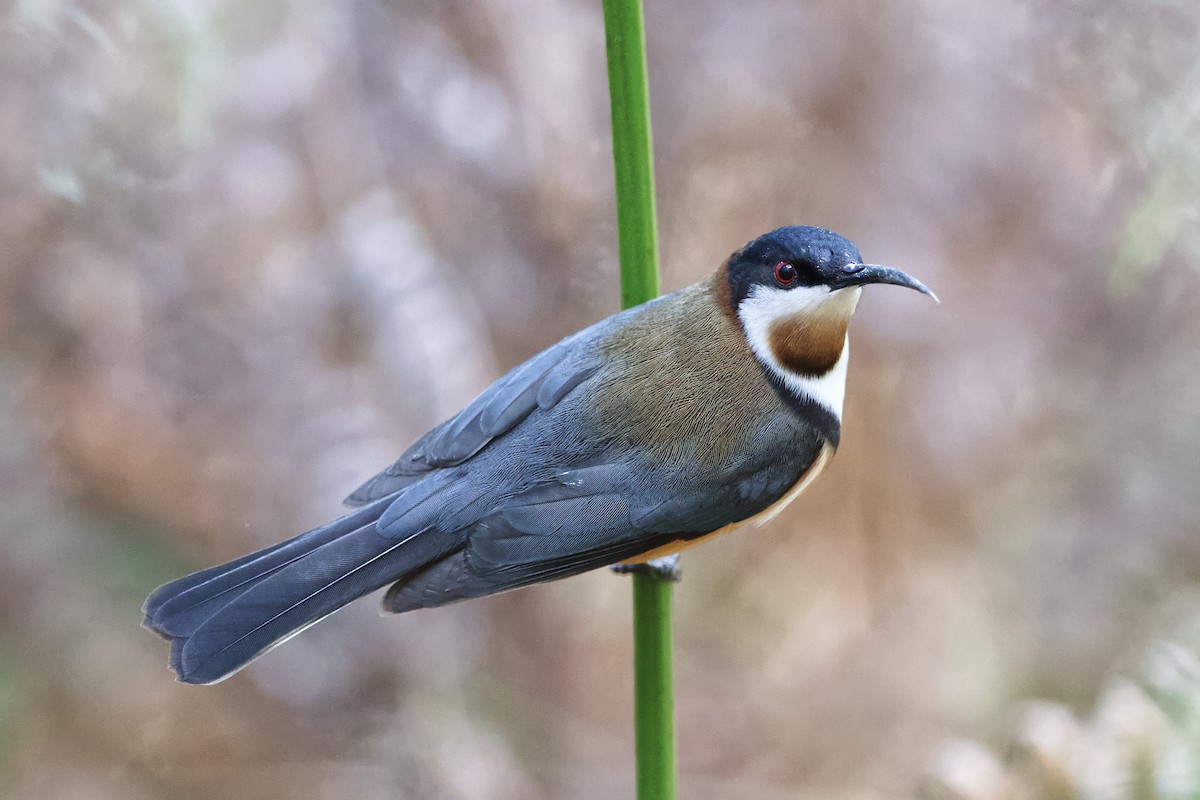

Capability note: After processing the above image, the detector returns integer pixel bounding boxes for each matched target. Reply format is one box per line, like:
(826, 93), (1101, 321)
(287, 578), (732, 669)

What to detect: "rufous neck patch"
(767, 311), (850, 377)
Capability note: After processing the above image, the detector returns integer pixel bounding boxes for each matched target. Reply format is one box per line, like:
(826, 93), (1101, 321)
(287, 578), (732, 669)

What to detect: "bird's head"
(719, 225), (936, 420)
(727, 226), (935, 304)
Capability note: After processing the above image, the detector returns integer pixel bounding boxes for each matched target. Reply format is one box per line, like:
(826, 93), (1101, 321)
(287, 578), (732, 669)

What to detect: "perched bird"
(143, 225), (935, 684)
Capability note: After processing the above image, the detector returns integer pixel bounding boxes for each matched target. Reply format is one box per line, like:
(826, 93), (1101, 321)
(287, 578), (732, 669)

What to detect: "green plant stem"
(631, 570), (675, 799)
(602, 0), (660, 309)
(600, 0), (675, 797)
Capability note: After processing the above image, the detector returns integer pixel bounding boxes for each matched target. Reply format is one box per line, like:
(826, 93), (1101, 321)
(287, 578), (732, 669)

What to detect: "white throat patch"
(736, 285), (861, 421)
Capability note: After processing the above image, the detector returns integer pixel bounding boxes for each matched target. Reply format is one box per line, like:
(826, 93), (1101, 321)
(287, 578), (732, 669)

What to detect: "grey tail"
(141, 494), (456, 685)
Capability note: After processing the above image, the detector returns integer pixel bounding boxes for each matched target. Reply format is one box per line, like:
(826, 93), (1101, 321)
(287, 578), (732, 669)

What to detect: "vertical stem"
(600, 0), (675, 798)
(631, 570), (675, 799)
(602, 0), (660, 309)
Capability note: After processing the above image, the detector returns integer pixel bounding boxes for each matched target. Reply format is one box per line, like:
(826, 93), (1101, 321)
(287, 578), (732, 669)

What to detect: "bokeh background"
(2, 0), (1200, 798)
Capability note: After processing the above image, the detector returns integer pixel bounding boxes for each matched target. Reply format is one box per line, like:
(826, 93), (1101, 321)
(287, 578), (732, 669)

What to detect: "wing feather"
(344, 343), (600, 506)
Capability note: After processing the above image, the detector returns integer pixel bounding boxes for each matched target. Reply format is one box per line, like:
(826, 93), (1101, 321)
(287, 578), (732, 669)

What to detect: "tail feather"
(142, 495), (459, 685)
(143, 495), (395, 638)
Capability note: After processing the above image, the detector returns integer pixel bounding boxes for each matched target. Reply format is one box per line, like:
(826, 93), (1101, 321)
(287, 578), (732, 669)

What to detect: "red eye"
(774, 261), (797, 285)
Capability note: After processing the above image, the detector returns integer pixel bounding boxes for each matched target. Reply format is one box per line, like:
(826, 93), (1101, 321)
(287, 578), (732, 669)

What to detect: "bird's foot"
(610, 554), (681, 583)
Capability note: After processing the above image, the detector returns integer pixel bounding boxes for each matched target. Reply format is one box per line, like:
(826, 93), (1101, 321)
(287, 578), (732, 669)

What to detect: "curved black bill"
(834, 263), (939, 303)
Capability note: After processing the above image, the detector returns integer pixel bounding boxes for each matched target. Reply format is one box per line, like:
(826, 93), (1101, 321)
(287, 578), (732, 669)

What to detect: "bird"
(142, 225), (936, 684)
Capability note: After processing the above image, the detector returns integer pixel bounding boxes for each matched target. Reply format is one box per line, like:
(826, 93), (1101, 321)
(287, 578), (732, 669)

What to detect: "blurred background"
(1, 0), (1199, 798)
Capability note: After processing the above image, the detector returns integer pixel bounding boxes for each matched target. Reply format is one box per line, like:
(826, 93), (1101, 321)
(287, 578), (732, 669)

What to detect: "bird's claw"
(610, 554), (681, 583)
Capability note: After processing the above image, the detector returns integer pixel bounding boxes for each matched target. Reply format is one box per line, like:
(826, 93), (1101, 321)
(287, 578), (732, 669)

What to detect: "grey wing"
(381, 436), (821, 613)
(345, 333), (600, 506)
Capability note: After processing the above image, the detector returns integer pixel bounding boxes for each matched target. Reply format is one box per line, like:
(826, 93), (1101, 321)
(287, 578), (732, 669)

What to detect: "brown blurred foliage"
(1, 0), (1199, 798)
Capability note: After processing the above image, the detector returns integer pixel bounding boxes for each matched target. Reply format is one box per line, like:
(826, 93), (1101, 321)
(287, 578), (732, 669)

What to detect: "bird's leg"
(610, 554), (681, 582)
